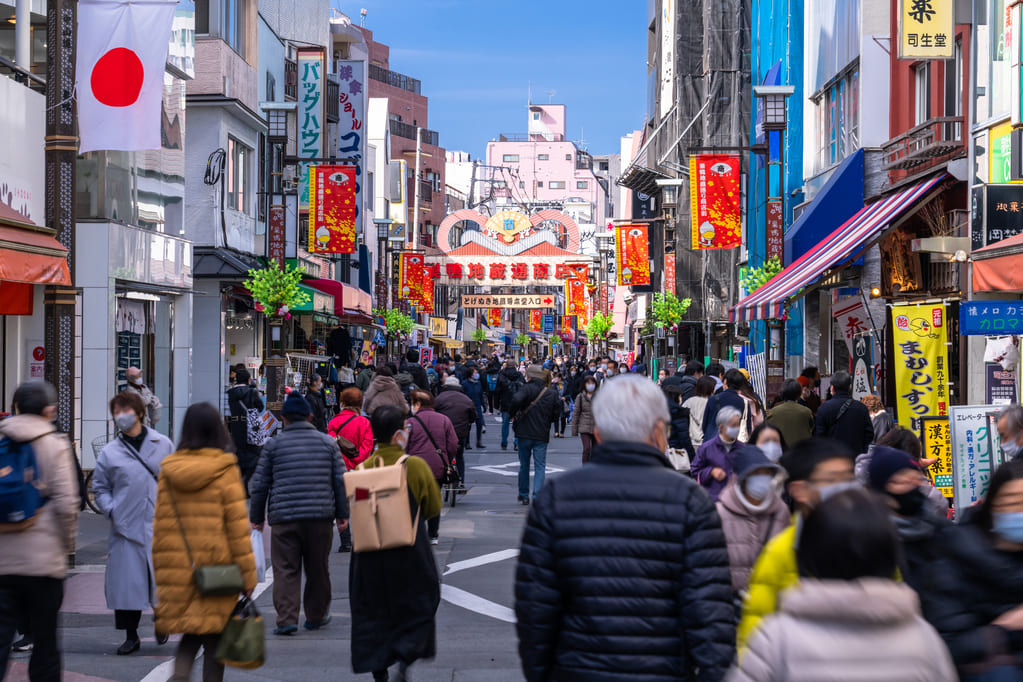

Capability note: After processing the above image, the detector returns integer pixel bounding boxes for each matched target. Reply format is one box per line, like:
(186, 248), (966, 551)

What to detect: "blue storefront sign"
(960, 301), (1023, 335)
(542, 314), (554, 334)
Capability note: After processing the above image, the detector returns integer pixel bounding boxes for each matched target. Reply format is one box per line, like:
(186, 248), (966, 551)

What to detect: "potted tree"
(373, 308), (414, 363)
(244, 261), (311, 353)
(584, 312), (613, 359)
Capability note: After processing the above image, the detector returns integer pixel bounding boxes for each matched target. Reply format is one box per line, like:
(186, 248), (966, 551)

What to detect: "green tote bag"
(215, 597), (265, 669)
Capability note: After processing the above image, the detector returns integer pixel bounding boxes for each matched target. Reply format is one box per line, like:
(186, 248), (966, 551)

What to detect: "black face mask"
(890, 488), (927, 517)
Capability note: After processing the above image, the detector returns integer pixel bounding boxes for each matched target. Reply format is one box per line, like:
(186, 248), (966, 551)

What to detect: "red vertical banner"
(529, 310), (542, 332)
(766, 200), (784, 261)
(488, 308), (502, 327)
(419, 268), (434, 314)
(598, 284), (608, 315)
(664, 252), (676, 295)
(399, 253), (425, 305)
(616, 224), (651, 286)
(269, 206), (286, 267)
(308, 165), (358, 253)
(561, 315), (575, 335)
(565, 278), (587, 317)
(689, 154), (742, 249)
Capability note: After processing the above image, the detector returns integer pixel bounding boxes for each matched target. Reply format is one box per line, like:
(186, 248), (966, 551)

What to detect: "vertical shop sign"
(297, 47), (325, 210)
(891, 303), (949, 432)
(898, 0), (955, 59)
(488, 308), (501, 327)
(833, 297), (870, 358)
(950, 405), (1003, 509)
(986, 364), (1019, 404)
(615, 224), (651, 286)
(664, 252), (676, 295)
(307, 165), (357, 254)
(530, 310), (542, 332)
(268, 206), (286, 267)
(851, 334), (876, 400)
(920, 416), (954, 499)
(335, 60), (367, 236)
(542, 314), (554, 334)
(766, 200), (784, 261)
(689, 155), (742, 249)
(399, 253), (425, 306)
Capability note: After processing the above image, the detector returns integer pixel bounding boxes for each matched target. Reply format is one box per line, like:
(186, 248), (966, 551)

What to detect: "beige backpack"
(343, 453), (419, 552)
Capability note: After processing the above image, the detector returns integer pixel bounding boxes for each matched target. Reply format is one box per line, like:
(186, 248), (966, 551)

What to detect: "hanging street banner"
(268, 205), (286, 267)
(566, 277), (587, 319)
(920, 416), (954, 499)
(664, 252), (676, 295)
(420, 268), (434, 314)
(530, 310), (542, 332)
(297, 46), (325, 210)
(616, 224), (651, 286)
(766, 200), (784, 260)
(561, 315), (575, 335)
(307, 165), (357, 253)
(851, 333), (876, 400)
(833, 297), (870, 358)
(462, 294), (555, 309)
(542, 314), (555, 334)
(335, 60), (366, 237)
(399, 253), (425, 305)
(891, 303), (950, 432)
(488, 308), (502, 326)
(689, 154), (742, 249)
(960, 300), (1023, 334)
(898, 0), (954, 60)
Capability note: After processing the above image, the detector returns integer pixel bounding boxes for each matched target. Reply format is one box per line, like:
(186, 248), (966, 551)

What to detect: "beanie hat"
(737, 368), (751, 381)
(525, 364), (546, 380)
(282, 392), (312, 418)
(867, 445), (920, 491)
(444, 375), (461, 387)
(733, 447), (783, 482)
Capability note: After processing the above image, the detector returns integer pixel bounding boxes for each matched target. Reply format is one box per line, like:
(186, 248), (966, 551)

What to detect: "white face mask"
(759, 441), (783, 462)
(724, 426), (740, 441)
(114, 412), (137, 432)
(744, 474), (776, 502)
(131, 377), (143, 386)
(1003, 435), (1022, 461)
(585, 383), (596, 392)
(394, 429), (409, 450)
(410, 404), (420, 415)
(816, 480), (860, 503)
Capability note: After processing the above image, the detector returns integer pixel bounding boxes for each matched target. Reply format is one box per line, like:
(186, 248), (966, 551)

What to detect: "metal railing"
(369, 63), (421, 94)
(881, 116), (964, 170)
(0, 56), (45, 94)
(498, 133), (566, 142)
(389, 119), (439, 146)
(284, 58), (297, 101)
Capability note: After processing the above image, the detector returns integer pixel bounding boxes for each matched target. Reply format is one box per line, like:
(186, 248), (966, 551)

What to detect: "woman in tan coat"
(152, 402), (257, 682)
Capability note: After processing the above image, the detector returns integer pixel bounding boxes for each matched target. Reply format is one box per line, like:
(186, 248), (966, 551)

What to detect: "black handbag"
(411, 415), (459, 485)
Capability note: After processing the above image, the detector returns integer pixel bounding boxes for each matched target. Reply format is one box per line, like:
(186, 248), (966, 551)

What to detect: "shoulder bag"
(333, 413), (360, 462)
(411, 415), (458, 485)
(513, 385), (548, 423)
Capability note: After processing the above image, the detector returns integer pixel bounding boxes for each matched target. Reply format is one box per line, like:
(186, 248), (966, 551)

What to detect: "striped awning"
(731, 173), (947, 323)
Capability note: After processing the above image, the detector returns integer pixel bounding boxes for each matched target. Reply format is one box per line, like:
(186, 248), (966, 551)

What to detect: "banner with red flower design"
(399, 252), (425, 305)
(308, 165), (357, 254)
(488, 308), (502, 327)
(420, 268), (434, 314)
(615, 224), (651, 286)
(529, 310), (542, 332)
(689, 155), (741, 249)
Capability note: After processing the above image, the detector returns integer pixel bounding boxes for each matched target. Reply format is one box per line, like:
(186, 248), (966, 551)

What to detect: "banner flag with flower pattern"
(689, 155), (741, 249)
(399, 252), (425, 305)
(615, 224), (651, 286)
(308, 165), (357, 253)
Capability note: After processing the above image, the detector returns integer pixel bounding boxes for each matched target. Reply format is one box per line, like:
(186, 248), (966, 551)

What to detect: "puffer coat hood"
(160, 449), (238, 492)
(363, 376), (408, 418)
(716, 480), (790, 593)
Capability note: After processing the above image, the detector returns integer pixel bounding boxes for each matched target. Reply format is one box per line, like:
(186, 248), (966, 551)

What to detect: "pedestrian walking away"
(813, 371), (874, 456)
(152, 403), (258, 682)
(435, 375), (477, 482)
(515, 374), (735, 681)
(406, 389), (458, 543)
(0, 381), (80, 682)
(497, 361), (525, 451)
(248, 392), (349, 635)
(509, 364), (561, 504)
(224, 367), (265, 487)
(92, 390), (174, 655)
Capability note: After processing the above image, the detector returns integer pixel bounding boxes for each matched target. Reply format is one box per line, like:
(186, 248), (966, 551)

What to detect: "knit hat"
(796, 376), (811, 388)
(444, 375), (461, 387)
(867, 445), (920, 491)
(525, 364), (546, 381)
(733, 447), (783, 482)
(282, 392), (312, 418)
(737, 368), (751, 381)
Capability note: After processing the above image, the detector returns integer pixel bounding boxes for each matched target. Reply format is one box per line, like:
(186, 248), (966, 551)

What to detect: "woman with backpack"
(406, 389), (459, 544)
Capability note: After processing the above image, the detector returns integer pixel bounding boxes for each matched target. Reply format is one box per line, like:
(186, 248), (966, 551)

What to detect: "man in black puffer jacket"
(515, 374), (735, 682)
(510, 364), (562, 505)
(249, 392), (349, 635)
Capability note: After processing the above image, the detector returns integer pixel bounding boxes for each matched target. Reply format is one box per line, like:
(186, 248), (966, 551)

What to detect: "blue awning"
(785, 149), (865, 263)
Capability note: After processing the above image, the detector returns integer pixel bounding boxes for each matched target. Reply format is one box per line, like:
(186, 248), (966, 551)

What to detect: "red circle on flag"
(91, 47), (144, 107)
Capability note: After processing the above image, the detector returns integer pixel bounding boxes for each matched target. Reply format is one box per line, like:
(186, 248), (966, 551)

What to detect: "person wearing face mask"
(92, 391), (174, 655)
(572, 378), (599, 462)
(405, 390), (458, 545)
(461, 369), (487, 449)
(350, 405), (441, 682)
(737, 437), (857, 649)
(866, 446), (950, 594)
(123, 366), (163, 428)
(925, 460), (1023, 680)
(716, 448), (790, 603)
(248, 392), (349, 636)
(748, 422), (787, 464)
(997, 405), (1023, 461)
(691, 406), (746, 501)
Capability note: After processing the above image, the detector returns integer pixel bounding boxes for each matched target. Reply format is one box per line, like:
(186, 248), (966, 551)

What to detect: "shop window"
(222, 0), (247, 56)
(227, 137), (252, 214)
(915, 63), (931, 125)
(576, 181), (588, 189)
(503, 154), (519, 162)
(538, 154), (549, 160)
(812, 62), (859, 172)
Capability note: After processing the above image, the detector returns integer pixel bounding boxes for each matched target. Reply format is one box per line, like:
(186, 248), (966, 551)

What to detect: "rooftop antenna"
(546, 89), (555, 103)
(578, 126), (587, 150)
(359, 7), (367, 26)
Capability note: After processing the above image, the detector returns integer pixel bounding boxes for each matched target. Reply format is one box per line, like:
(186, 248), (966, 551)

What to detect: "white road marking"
(471, 461), (565, 477)
(139, 567), (274, 682)
(443, 548), (519, 576)
(441, 584), (516, 623)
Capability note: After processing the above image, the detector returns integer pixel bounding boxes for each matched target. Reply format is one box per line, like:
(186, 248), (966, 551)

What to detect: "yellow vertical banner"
(920, 416), (954, 499)
(891, 303), (950, 431)
(898, 0), (954, 60)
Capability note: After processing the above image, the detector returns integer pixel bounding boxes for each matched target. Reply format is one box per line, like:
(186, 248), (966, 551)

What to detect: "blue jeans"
(501, 411), (511, 447)
(517, 438), (548, 500)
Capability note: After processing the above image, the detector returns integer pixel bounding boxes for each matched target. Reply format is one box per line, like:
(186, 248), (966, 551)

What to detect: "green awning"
(293, 284), (334, 314)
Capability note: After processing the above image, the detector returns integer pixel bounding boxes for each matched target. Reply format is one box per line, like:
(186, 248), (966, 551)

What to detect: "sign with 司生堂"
(950, 405), (1003, 512)
(898, 0), (954, 60)
(891, 303), (949, 432)
(986, 364), (1019, 405)
(462, 294), (556, 309)
(960, 301), (1023, 335)
(920, 416), (953, 498)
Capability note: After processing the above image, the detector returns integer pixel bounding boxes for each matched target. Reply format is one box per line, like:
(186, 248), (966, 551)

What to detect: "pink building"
(485, 104), (605, 238)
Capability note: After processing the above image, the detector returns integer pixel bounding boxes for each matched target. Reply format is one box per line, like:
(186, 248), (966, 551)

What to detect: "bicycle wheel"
(449, 482), (457, 508)
(84, 470), (102, 514)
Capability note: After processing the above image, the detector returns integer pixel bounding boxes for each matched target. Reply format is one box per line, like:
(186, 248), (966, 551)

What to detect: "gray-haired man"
(998, 404), (1023, 460)
(691, 405), (746, 501)
(515, 374), (734, 681)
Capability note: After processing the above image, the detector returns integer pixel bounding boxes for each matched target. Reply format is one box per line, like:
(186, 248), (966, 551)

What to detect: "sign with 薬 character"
(986, 364), (1018, 405)
(950, 405), (1003, 512)
(959, 301), (1023, 335)
(462, 294), (556, 309)
(891, 303), (949, 432)
(920, 416), (954, 499)
(899, 0), (954, 60)
(983, 185), (1023, 246)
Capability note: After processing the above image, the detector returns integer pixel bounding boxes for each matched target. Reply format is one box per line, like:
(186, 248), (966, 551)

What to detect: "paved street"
(8, 413), (583, 682)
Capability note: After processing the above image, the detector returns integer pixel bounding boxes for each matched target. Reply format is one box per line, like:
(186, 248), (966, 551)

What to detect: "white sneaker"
(430, 537), (439, 545)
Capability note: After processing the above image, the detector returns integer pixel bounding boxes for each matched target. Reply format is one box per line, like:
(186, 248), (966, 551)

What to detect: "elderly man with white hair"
(123, 366), (162, 427)
(997, 404), (1023, 460)
(691, 405), (746, 501)
(515, 374), (734, 682)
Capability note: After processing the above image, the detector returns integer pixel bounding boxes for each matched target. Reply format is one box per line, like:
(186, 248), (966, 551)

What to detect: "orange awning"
(972, 232), (1023, 294)
(0, 223), (71, 286)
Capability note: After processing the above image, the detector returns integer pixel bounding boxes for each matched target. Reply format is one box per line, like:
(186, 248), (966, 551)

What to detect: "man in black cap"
(249, 392), (349, 635)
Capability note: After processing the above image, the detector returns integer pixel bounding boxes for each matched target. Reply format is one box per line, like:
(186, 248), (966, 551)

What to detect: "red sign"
(529, 310), (542, 332)
(616, 224), (651, 286)
(689, 154), (741, 249)
(488, 308), (502, 326)
(420, 268), (434, 314)
(269, 206), (286, 267)
(308, 165), (357, 254)
(561, 315), (574, 334)
(664, 252), (676, 295)
(766, 200), (784, 261)
(399, 253), (425, 306)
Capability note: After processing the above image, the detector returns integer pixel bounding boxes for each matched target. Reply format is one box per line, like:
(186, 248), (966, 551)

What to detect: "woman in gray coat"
(93, 391), (174, 655)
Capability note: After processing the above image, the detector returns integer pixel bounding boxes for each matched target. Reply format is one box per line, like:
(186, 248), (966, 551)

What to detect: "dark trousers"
(270, 521), (334, 627)
(172, 633), (223, 682)
(580, 433), (595, 463)
(454, 440), (466, 482)
(115, 609), (141, 635)
(0, 576), (64, 682)
(487, 391), (498, 413)
(474, 411), (484, 444)
(556, 411), (567, 435)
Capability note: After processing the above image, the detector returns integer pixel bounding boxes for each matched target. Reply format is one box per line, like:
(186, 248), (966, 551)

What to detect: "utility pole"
(411, 126), (422, 250)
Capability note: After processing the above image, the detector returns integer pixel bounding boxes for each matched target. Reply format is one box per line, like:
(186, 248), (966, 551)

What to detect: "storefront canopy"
(973, 232), (1023, 293)
(193, 247), (263, 278)
(731, 173), (947, 322)
(431, 336), (463, 349)
(304, 278), (374, 321)
(293, 284), (334, 315)
(784, 149), (865, 263)
(0, 213), (71, 286)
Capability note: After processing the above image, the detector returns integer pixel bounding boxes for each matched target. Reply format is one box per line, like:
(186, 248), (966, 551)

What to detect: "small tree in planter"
(584, 312), (613, 357)
(373, 308), (413, 361)
(244, 261), (310, 320)
(515, 333), (530, 360)
(651, 293), (692, 363)
(549, 334), (562, 353)
(472, 328), (487, 345)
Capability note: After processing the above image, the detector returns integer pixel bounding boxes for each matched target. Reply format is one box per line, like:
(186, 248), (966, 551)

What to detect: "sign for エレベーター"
(891, 303), (949, 432)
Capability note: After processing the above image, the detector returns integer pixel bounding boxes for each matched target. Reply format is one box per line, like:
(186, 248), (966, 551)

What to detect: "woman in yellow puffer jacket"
(152, 402), (258, 682)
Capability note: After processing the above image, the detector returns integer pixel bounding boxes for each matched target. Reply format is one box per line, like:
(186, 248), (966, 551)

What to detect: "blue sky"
(342, 0), (649, 160)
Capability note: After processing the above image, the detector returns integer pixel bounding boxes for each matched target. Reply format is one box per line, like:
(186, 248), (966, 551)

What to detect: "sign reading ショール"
(898, 0), (954, 60)
(891, 303), (950, 432)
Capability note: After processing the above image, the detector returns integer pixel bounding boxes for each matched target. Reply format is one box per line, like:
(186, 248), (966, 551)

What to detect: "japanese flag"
(76, 0), (177, 153)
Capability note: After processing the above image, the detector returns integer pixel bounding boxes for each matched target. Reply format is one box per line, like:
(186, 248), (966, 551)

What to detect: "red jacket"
(328, 409), (374, 469)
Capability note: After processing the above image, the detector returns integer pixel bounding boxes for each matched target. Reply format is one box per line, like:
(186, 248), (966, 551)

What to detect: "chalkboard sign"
(264, 358), (287, 413)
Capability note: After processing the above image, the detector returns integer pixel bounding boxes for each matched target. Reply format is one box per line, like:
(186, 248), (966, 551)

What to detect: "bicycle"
(84, 435), (112, 514)
(441, 462), (465, 509)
